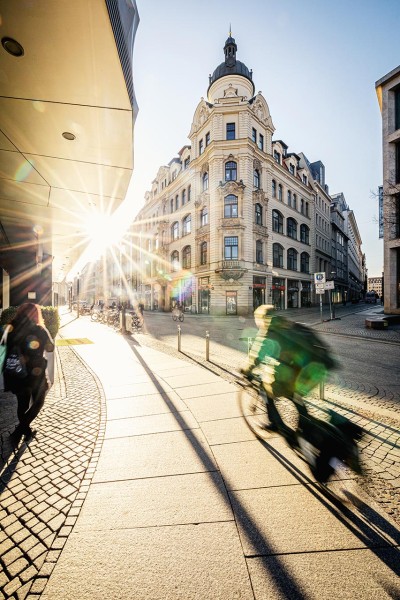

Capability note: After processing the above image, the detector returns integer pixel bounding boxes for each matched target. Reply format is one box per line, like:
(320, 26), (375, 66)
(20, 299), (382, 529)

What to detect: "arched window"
(171, 250), (179, 271)
(300, 252), (310, 273)
(273, 243), (283, 268)
(182, 214), (191, 235)
(254, 168), (260, 189)
(171, 221), (179, 240)
(200, 241), (208, 265)
(224, 194), (238, 218)
(287, 248), (298, 271)
(255, 203), (262, 225)
(287, 190), (292, 206)
(202, 172), (209, 191)
(272, 209), (283, 234)
(200, 207), (208, 226)
(256, 240), (263, 264)
(272, 179), (276, 198)
(278, 184), (283, 201)
(182, 245), (191, 269)
(300, 223), (310, 244)
(225, 161), (237, 181)
(287, 217), (297, 239)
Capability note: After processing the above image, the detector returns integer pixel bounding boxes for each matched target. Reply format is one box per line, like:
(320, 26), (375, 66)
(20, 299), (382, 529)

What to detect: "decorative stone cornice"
(194, 192), (209, 207)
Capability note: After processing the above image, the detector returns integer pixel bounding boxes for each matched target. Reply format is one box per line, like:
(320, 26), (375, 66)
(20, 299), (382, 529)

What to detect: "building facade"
(132, 36), (362, 315)
(376, 66), (400, 314)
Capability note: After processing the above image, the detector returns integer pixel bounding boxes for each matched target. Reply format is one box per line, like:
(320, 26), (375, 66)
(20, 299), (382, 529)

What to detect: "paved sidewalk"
(1, 308), (400, 599)
(41, 312), (400, 598)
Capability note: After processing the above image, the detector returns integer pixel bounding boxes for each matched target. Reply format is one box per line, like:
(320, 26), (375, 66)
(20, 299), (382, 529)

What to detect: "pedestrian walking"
(2, 303), (54, 447)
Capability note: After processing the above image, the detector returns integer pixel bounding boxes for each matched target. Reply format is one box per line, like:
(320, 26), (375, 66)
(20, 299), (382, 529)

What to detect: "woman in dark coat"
(3, 303), (54, 447)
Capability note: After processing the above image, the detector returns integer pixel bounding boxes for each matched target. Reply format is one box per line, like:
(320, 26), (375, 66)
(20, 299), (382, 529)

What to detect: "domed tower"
(207, 34), (255, 102)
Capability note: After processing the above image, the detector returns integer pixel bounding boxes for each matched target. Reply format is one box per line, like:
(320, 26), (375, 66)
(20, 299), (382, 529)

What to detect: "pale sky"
(126, 0), (400, 278)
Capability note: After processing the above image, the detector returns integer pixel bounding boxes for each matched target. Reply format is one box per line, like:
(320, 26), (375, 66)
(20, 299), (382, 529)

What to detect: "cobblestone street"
(0, 348), (104, 599)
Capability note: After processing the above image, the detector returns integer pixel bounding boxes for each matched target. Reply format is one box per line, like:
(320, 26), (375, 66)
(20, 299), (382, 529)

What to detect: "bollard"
(177, 324), (181, 352)
(205, 330), (210, 361)
(319, 380), (325, 401)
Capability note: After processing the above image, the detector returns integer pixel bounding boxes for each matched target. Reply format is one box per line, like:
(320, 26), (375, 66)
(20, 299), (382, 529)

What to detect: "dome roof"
(208, 35), (254, 94)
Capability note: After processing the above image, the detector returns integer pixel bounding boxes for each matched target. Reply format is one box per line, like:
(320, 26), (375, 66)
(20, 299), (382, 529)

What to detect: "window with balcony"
(254, 168), (260, 189)
(226, 122), (235, 140)
(224, 194), (238, 218)
(171, 250), (179, 271)
(224, 236), (238, 259)
(183, 214), (191, 235)
(182, 245), (191, 269)
(273, 243), (283, 268)
(256, 240), (263, 263)
(171, 221), (179, 240)
(202, 172), (209, 191)
(255, 203), (262, 225)
(225, 161), (237, 181)
(287, 217), (297, 239)
(287, 248), (298, 271)
(300, 223), (310, 244)
(200, 241), (208, 265)
(200, 207), (208, 226)
(300, 252), (310, 273)
(272, 209), (283, 234)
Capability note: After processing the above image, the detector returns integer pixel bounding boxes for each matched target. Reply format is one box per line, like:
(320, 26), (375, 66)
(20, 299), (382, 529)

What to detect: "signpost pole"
(320, 294), (323, 323)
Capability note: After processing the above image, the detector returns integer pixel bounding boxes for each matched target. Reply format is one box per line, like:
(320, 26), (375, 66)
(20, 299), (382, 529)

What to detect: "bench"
(365, 319), (388, 330)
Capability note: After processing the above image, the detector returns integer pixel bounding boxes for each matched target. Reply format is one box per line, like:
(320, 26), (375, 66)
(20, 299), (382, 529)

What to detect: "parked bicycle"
(239, 305), (363, 485)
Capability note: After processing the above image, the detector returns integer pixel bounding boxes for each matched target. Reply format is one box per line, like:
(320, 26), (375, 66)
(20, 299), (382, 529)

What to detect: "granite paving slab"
(75, 472), (232, 530)
(105, 391), (188, 420)
(183, 391), (243, 421)
(93, 429), (217, 483)
(105, 410), (199, 439)
(41, 523), (254, 600)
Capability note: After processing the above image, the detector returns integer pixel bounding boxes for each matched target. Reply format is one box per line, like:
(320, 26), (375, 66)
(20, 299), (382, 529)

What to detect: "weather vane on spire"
(229, 23), (232, 37)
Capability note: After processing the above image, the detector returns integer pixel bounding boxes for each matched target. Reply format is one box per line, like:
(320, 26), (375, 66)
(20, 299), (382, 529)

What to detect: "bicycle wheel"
(178, 313), (184, 322)
(91, 312), (99, 322)
(239, 385), (272, 440)
(172, 314), (177, 321)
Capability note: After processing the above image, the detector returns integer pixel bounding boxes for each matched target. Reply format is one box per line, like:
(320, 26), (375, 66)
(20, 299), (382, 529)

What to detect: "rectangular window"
(188, 185), (191, 201)
(258, 133), (264, 151)
(205, 132), (210, 146)
(224, 236), (238, 259)
(395, 89), (400, 131)
(396, 142), (400, 184)
(256, 240), (263, 264)
(289, 164), (295, 175)
(226, 123), (235, 140)
(175, 195), (179, 210)
(182, 189), (186, 205)
(199, 139), (204, 155)
(184, 157), (190, 169)
(274, 151), (281, 164)
(252, 127), (257, 143)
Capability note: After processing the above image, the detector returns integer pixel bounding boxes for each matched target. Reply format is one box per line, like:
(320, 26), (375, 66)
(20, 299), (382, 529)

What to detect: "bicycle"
(172, 309), (184, 322)
(239, 370), (363, 485)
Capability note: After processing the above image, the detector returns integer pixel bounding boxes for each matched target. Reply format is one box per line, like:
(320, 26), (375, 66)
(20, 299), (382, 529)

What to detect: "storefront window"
(253, 276), (266, 310)
(272, 278), (285, 310)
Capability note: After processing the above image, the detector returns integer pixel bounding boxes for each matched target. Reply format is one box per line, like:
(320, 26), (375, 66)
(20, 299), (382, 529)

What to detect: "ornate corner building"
(133, 35), (363, 315)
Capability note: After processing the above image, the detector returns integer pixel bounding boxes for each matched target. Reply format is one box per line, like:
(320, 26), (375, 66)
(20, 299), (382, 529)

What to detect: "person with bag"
(1, 303), (54, 447)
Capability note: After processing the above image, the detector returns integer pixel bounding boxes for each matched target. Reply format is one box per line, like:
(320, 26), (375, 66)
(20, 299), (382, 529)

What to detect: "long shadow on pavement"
(128, 342), (310, 600)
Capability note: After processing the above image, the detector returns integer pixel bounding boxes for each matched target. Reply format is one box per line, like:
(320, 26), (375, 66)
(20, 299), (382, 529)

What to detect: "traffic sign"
(315, 283), (325, 291)
(324, 280), (334, 290)
(314, 272), (326, 284)
(315, 289), (325, 295)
